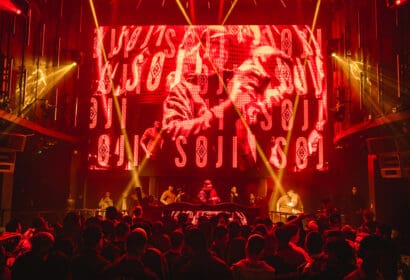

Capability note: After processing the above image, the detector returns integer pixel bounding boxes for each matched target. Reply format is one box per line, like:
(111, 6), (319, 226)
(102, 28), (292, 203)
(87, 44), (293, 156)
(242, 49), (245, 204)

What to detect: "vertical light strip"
(41, 23), (46, 56)
(54, 88), (59, 121)
(74, 96), (78, 127)
(26, 9), (31, 46)
(218, 0), (225, 24)
(396, 54), (400, 98)
(57, 37), (61, 67)
(189, 0), (196, 24)
(79, 2), (83, 33)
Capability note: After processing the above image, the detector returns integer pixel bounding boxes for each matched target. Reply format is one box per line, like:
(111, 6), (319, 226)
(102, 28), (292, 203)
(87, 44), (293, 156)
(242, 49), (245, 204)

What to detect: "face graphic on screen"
(88, 25), (327, 175)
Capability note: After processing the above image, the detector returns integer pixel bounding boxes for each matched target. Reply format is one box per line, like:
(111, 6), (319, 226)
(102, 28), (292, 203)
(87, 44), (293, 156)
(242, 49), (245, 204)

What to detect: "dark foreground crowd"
(0, 205), (408, 280)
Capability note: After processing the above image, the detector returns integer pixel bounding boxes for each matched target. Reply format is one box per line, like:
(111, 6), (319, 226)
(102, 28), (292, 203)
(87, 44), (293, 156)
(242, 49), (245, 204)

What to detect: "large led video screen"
(88, 25), (327, 176)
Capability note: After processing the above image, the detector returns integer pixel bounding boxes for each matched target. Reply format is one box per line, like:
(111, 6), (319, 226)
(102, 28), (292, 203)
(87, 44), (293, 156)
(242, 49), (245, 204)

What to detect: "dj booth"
(143, 202), (261, 225)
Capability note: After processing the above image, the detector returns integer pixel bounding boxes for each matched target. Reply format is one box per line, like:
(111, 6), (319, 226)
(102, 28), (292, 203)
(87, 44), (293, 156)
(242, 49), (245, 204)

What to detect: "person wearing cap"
(198, 179), (220, 205)
(162, 26), (292, 171)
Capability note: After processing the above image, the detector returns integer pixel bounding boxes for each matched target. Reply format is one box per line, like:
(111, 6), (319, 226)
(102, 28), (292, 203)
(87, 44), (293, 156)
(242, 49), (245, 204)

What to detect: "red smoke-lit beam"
(0, 0), (22, 14)
(0, 109), (81, 143)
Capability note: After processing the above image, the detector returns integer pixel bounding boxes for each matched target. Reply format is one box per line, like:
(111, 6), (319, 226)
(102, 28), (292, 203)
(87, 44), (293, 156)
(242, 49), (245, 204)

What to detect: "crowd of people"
(0, 199), (408, 280)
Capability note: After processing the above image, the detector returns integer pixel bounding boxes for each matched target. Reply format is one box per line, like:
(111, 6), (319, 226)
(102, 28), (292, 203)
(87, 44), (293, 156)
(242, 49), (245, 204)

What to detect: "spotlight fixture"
(386, 0), (409, 7)
(0, 0), (24, 15)
(11, 0), (29, 15)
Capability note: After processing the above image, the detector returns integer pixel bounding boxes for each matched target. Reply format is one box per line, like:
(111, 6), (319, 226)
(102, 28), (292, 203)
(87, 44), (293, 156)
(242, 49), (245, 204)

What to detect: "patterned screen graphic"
(88, 25), (327, 176)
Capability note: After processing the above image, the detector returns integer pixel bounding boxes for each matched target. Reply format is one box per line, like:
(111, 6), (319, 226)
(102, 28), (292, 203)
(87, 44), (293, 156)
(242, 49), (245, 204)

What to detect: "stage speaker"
(379, 152), (401, 178)
(0, 133), (27, 152)
(0, 151), (16, 173)
(366, 137), (397, 155)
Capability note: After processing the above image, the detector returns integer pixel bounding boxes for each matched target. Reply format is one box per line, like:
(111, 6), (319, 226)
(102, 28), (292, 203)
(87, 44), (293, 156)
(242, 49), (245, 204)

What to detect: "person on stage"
(198, 179), (220, 205)
(160, 185), (176, 205)
(175, 187), (187, 203)
(276, 189), (304, 214)
(140, 120), (163, 160)
(229, 186), (241, 204)
(98, 191), (114, 216)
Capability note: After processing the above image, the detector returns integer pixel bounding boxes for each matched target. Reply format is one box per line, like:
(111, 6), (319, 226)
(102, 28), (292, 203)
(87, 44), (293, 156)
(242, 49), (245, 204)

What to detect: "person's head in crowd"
(197, 215), (209, 225)
(5, 218), (22, 233)
(254, 217), (265, 225)
(126, 228), (148, 256)
(264, 233), (278, 255)
(329, 211), (342, 229)
(158, 233), (171, 252)
(262, 217), (274, 231)
(50, 222), (63, 239)
(275, 224), (297, 247)
(177, 212), (189, 227)
(306, 220), (319, 233)
(197, 217), (212, 247)
(101, 220), (115, 240)
(132, 205), (143, 218)
(227, 220), (241, 239)
(341, 225), (356, 242)
(323, 229), (344, 242)
(245, 234), (266, 260)
(375, 223), (392, 240)
(84, 216), (102, 228)
(53, 238), (75, 257)
(252, 223), (268, 237)
(286, 215), (298, 223)
(362, 209), (374, 223)
(63, 211), (82, 231)
(323, 236), (355, 267)
(304, 231), (323, 256)
(122, 215), (132, 225)
(184, 227), (208, 255)
(213, 225), (229, 247)
(216, 212), (228, 226)
(105, 206), (120, 221)
(115, 222), (130, 241)
(170, 229), (184, 251)
(241, 224), (253, 240)
(31, 216), (49, 233)
(360, 209), (377, 234)
(152, 221), (164, 235)
(357, 235), (383, 274)
(134, 221), (152, 241)
(275, 221), (284, 228)
(30, 231), (55, 258)
(81, 224), (103, 251)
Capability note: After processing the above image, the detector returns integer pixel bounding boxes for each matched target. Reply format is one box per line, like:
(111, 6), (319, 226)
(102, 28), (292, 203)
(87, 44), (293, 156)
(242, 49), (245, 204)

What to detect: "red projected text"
(88, 25), (328, 175)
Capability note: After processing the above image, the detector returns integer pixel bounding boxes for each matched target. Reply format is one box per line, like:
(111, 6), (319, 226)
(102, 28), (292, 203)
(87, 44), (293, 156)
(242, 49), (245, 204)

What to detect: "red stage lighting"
(0, 0), (22, 14)
(386, 0), (409, 7)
